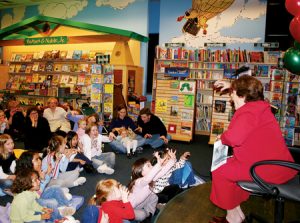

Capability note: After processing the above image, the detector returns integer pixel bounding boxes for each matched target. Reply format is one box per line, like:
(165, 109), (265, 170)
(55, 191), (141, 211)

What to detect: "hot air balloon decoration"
(177, 0), (235, 36)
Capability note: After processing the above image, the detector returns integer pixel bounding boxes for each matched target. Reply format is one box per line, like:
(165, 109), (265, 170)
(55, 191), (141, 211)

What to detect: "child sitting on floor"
(10, 169), (53, 223)
(115, 127), (138, 159)
(89, 179), (135, 223)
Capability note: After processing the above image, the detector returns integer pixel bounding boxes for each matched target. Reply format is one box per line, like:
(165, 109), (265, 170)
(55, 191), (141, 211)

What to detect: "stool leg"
(274, 197), (284, 223)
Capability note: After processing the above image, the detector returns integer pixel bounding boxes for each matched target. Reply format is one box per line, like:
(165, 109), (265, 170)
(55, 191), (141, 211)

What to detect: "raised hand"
(214, 80), (231, 92)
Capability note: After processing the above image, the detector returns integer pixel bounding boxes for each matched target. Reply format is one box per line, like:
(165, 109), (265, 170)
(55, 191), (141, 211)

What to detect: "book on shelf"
(285, 116), (296, 128)
(25, 53), (33, 61)
(81, 50), (89, 60)
(52, 74), (60, 85)
(84, 75), (91, 85)
(211, 121), (225, 135)
(15, 64), (21, 73)
(25, 65), (32, 73)
(38, 51), (45, 59)
(66, 50), (74, 59)
(283, 127), (294, 146)
(270, 81), (283, 93)
(59, 51), (67, 59)
(89, 51), (96, 61)
(54, 64), (62, 72)
(45, 62), (54, 72)
(271, 67), (285, 81)
(25, 75), (33, 83)
(103, 64), (113, 74)
(79, 64), (89, 72)
(20, 54), (27, 62)
(68, 76), (78, 84)
(91, 74), (103, 84)
(104, 75), (113, 84)
(91, 64), (102, 74)
(43, 51), (52, 59)
(77, 74), (85, 85)
(253, 64), (269, 77)
(285, 82), (299, 94)
(60, 74), (70, 84)
(214, 100), (227, 113)
(32, 62), (39, 72)
(10, 54), (16, 61)
(38, 62), (46, 72)
(9, 64), (15, 73)
(61, 64), (70, 72)
(72, 50), (82, 60)
(38, 75), (46, 83)
(14, 54), (22, 62)
(51, 50), (60, 59)
(104, 94), (113, 103)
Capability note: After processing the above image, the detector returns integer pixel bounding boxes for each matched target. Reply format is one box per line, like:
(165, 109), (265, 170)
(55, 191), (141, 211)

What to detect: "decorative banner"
(24, 36), (68, 45)
(155, 98), (168, 113)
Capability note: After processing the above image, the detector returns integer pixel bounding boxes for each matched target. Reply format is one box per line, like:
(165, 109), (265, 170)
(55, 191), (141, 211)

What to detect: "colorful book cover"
(25, 75), (33, 83)
(91, 83), (102, 94)
(20, 54), (27, 61)
(51, 50), (60, 59)
(14, 64), (21, 73)
(9, 64), (15, 73)
(38, 63), (46, 72)
(89, 51), (96, 61)
(25, 54), (33, 61)
(77, 74), (85, 85)
(71, 64), (79, 72)
(103, 64), (113, 74)
(52, 74), (60, 85)
(91, 64), (102, 74)
(14, 54), (22, 62)
(211, 122), (225, 135)
(270, 81), (283, 93)
(25, 65), (32, 73)
(45, 62), (54, 72)
(155, 98), (167, 113)
(84, 75), (91, 85)
(10, 54), (16, 61)
(66, 50), (74, 59)
(79, 64), (89, 72)
(103, 75), (113, 84)
(61, 64), (70, 72)
(91, 92), (101, 102)
(59, 51), (68, 59)
(183, 95), (195, 107)
(180, 122), (192, 136)
(181, 109), (193, 121)
(60, 75), (70, 84)
(104, 103), (113, 112)
(91, 74), (103, 84)
(72, 50), (82, 60)
(68, 76), (78, 84)
(103, 94), (113, 103)
(32, 62), (39, 71)
(81, 50), (89, 60)
(38, 75), (46, 83)
(214, 100), (227, 113)
(54, 64), (62, 72)
(285, 116), (296, 128)
(32, 73), (39, 83)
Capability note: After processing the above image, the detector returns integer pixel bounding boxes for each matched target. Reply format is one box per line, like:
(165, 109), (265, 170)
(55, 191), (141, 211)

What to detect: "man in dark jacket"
(136, 107), (171, 149)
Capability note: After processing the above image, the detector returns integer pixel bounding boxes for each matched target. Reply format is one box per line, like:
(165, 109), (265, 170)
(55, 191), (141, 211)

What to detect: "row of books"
(190, 70), (223, 80)
(9, 62), (113, 74)
(10, 50), (111, 62)
(155, 46), (282, 63)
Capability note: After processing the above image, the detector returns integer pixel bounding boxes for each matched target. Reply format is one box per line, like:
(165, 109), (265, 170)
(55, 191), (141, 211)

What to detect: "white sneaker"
(61, 187), (69, 194)
(97, 164), (114, 175)
(73, 177), (86, 186)
(58, 206), (76, 217)
(65, 192), (72, 201)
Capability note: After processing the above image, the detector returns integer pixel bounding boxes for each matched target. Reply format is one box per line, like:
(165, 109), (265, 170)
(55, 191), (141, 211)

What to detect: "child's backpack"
(81, 205), (99, 223)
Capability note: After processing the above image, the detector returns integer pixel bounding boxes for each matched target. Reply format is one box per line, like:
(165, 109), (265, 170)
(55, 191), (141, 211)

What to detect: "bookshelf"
(154, 46), (285, 142)
(5, 50), (113, 112)
(154, 79), (196, 142)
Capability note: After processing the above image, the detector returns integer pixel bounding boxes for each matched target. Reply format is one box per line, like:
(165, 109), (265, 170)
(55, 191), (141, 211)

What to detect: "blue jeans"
(92, 152), (115, 169)
(109, 135), (146, 153)
(0, 179), (13, 194)
(66, 152), (93, 171)
(144, 134), (171, 149)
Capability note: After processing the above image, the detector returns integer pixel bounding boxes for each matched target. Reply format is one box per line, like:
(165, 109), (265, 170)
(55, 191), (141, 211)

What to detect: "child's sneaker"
(97, 164), (114, 175)
(58, 206), (76, 217)
(73, 177), (86, 186)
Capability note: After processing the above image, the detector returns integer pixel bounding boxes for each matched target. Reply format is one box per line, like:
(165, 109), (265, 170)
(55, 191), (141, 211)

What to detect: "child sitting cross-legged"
(89, 179), (135, 223)
(10, 169), (53, 223)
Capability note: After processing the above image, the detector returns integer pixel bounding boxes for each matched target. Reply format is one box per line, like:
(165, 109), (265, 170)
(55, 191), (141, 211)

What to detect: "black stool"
(237, 160), (300, 223)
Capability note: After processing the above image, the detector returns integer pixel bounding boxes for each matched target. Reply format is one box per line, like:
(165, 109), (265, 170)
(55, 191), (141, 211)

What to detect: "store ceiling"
(0, 0), (55, 9)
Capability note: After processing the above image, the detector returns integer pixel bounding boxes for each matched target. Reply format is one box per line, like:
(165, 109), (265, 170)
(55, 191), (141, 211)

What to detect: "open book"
(211, 140), (229, 172)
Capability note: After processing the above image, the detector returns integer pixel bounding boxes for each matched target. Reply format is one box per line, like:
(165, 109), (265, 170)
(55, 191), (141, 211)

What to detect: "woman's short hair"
(231, 75), (264, 102)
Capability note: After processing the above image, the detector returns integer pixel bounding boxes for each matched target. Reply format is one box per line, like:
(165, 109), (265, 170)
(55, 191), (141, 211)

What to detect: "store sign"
(164, 42), (185, 48)
(254, 42), (279, 48)
(204, 42), (226, 47)
(24, 36), (68, 45)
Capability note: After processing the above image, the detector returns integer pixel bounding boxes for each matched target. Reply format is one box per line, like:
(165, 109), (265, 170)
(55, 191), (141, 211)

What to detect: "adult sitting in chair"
(210, 76), (297, 223)
(136, 107), (171, 149)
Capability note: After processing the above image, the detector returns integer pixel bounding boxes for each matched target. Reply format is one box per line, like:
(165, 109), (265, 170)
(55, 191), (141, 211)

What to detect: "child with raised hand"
(16, 151), (75, 221)
(0, 134), (16, 196)
(66, 131), (96, 173)
(89, 179), (135, 223)
(115, 127), (138, 159)
(10, 169), (53, 223)
(42, 135), (86, 188)
(127, 149), (177, 222)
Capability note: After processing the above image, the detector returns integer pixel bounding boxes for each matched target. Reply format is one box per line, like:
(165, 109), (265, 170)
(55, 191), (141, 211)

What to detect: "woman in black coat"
(24, 106), (52, 152)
